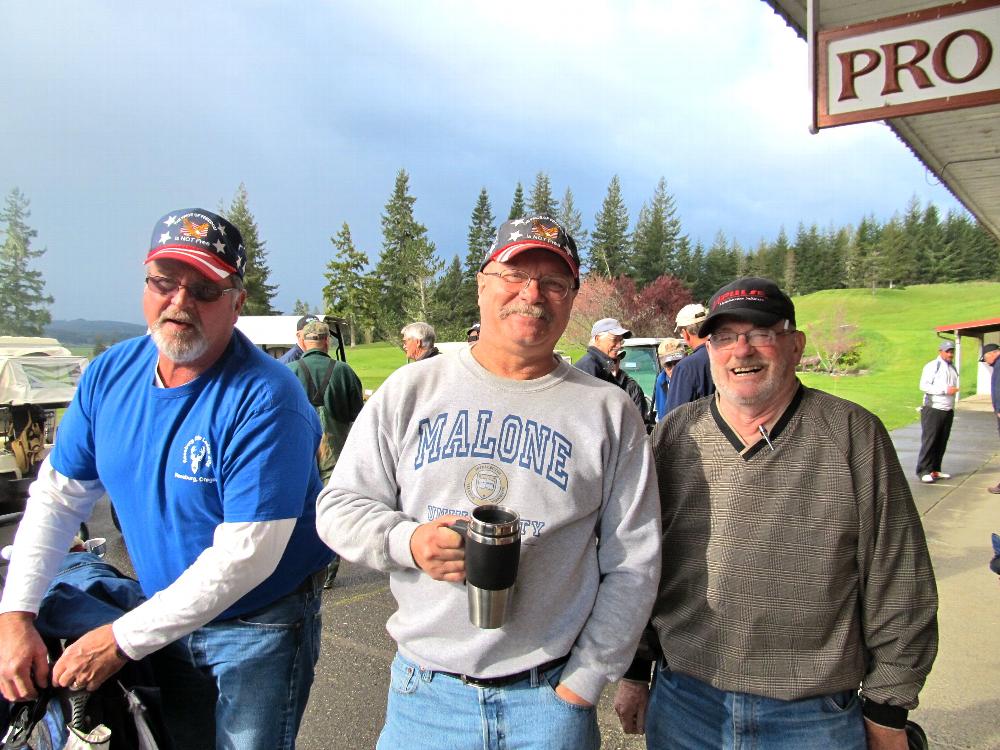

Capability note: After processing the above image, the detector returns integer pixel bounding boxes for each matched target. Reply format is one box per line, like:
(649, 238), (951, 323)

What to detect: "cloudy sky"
(2, 0), (962, 324)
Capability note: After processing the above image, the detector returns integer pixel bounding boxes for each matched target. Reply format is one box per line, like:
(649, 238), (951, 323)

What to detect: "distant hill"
(45, 319), (146, 346)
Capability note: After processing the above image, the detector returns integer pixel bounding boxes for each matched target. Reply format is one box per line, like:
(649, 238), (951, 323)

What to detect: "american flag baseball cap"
(480, 216), (580, 281)
(145, 208), (246, 281)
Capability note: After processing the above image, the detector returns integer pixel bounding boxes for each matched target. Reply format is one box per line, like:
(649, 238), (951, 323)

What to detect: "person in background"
(653, 338), (686, 422)
(917, 340), (959, 483)
(287, 319), (364, 587)
(279, 314), (320, 364)
(401, 321), (439, 362)
(466, 322), (480, 343)
(615, 276), (937, 750)
(981, 343), (1000, 494)
(662, 303), (713, 415)
(316, 215), (660, 749)
(575, 318), (649, 423)
(0, 208), (331, 750)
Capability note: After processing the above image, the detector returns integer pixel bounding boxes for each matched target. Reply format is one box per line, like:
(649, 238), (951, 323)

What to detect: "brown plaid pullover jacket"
(649, 384), (938, 724)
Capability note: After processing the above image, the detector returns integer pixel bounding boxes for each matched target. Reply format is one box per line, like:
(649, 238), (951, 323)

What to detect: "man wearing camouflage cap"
(0, 208), (332, 749)
(317, 215), (660, 749)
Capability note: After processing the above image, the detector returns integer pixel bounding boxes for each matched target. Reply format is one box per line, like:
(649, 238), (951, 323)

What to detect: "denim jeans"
(646, 664), (866, 750)
(376, 652), (600, 750)
(153, 576), (323, 750)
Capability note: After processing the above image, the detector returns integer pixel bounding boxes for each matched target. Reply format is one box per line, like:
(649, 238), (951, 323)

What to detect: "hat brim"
(482, 242), (579, 279)
(698, 310), (783, 337)
(595, 327), (631, 338)
(146, 246), (236, 281)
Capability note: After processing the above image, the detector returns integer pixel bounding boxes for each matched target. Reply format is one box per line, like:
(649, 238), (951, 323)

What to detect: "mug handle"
(446, 520), (468, 586)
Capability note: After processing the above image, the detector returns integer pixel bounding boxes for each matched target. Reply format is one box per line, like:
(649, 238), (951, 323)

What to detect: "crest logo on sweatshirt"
(464, 463), (508, 505)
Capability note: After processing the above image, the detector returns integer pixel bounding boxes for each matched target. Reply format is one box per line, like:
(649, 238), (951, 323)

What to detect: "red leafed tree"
(566, 274), (692, 345)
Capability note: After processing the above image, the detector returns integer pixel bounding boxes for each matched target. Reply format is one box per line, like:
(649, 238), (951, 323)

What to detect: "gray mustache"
(499, 304), (553, 322)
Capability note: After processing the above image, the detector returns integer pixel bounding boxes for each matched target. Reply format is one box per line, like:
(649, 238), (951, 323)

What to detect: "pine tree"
(461, 188), (496, 325)
(223, 183), (278, 314)
(847, 216), (881, 288)
(292, 299), (313, 316)
(588, 175), (631, 277)
(0, 188), (53, 335)
(374, 169), (436, 339)
(323, 222), (377, 346)
(527, 172), (558, 217)
(630, 177), (683, 286)
(508, 183), (526, 221)
(556, 186), (587, 250)
(430, 256), (468, 341)
(898, 196), (926, 284)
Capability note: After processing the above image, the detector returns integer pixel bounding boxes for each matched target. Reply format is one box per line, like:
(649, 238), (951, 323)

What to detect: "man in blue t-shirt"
(663, 303), (715, 416)
(0, 208), (332, 750)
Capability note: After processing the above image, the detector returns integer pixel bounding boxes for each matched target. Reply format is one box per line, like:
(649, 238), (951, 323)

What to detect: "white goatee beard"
(150, 312), (210, 364)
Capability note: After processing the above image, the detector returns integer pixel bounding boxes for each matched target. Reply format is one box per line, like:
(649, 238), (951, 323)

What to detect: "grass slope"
(330, 283), (1000, 431)
(794, 282), (999, 430)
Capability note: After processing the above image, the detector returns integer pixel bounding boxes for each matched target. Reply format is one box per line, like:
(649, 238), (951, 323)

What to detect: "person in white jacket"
(917, 339), (959, 482)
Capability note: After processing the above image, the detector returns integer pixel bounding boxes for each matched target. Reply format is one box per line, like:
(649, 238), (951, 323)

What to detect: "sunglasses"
(145, 275), (239, 303)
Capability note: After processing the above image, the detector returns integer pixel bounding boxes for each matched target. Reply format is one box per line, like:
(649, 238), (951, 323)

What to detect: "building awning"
(934, 317), (1000, 337)
(761, 0), (1000, 244)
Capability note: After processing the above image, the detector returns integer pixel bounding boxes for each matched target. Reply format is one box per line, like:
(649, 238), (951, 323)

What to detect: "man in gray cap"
(615, 276), (937, 750)
(981, 343), (1000, 493)
(575, 318), (650, 423)
(917, 340), (959, 483)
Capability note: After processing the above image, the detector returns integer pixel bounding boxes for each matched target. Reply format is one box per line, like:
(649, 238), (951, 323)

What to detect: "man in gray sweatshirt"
(317, 215), (661, 750)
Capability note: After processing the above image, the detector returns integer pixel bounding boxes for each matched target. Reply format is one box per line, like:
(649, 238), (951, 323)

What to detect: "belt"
(294, 567), (327, 595)
(436, 655), (570, 688)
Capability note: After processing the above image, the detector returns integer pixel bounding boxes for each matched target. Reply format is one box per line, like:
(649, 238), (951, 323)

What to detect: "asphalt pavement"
(2, 397), (998, 749)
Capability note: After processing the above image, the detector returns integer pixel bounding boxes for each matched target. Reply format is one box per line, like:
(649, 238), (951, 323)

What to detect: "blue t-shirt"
(663, 343), (714, 416)
(654, 369), (669, 422)
(52, 330), (332, 619)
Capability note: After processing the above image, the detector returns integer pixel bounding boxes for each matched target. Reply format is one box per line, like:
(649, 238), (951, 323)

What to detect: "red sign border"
(816, 0), (1000, 128)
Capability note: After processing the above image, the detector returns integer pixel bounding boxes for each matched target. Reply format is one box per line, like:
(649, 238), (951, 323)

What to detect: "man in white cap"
(662, 303), (714, 415)
(916, 340), (959, 483)
(316, 215), (660, 749)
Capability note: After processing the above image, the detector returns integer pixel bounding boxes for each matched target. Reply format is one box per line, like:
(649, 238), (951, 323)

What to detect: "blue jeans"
(377, 652), (600, 750)
(153, 576), (323, 750)
(646, 664), (866, 749)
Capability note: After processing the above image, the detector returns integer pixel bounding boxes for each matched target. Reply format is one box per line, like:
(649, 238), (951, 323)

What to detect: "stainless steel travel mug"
(450, 504), (521, 629)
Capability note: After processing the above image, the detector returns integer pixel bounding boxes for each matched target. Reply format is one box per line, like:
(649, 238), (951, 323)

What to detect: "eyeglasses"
(709, 328), (795, 350)
(145, 275), (239, 303)
(480, 270), (573, 301)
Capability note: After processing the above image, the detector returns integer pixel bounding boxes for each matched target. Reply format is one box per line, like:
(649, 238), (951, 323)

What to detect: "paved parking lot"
(3, 398), (998, 748)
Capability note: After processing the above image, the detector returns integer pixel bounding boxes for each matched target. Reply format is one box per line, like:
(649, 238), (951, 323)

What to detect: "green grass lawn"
(343, 283), (999, 431)
(793, 282), (998, 429)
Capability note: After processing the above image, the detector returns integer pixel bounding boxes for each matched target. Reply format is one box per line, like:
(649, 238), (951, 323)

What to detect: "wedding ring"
(70, 682), (83, 690)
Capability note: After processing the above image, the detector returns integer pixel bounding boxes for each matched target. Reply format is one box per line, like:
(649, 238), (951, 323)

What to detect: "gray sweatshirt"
(316, 347), (661, 704)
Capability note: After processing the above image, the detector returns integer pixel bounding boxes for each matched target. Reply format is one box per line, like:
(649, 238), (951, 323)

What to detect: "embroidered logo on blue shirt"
(175, 435), (217, 484)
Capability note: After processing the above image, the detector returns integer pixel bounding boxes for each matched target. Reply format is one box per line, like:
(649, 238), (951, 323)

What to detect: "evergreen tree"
(323, 222), (377, 346)
(630, 177), (683, 286)
(223, 183), (278, 314)
(588, 175), (631, 277)
(373, 169), (438, 339)
(461, 188), (496, 325)
(878, 218), (906, 287)
(0, 188), (53, 335)
(292, 299), (313, 316)
(527, 172), (558, 217)
(430, 256), (468, 341)
(556, 186), (587, 250)
(898, 196), (926, 284)
(508, 183), (526, 221)
(847, 215), (881, 288)
(783, 246), (798, 296)
(697, 230), (738, 301)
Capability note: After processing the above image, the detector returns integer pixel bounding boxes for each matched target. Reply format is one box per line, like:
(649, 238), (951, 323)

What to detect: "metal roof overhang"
(934, 316), (1000, 335)
(761, 0), (1000, 243)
